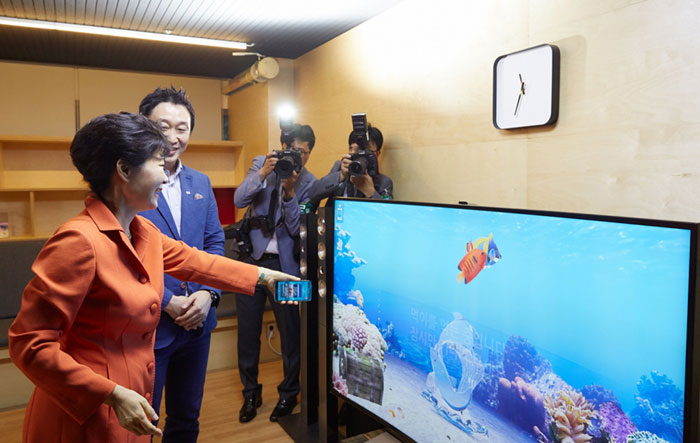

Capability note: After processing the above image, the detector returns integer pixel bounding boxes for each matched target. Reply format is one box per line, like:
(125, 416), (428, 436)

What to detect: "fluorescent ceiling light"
(0, 16), (249, 50)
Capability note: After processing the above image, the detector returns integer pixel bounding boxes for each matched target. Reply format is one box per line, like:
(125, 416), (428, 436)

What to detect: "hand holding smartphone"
(276, 280), (312, 302)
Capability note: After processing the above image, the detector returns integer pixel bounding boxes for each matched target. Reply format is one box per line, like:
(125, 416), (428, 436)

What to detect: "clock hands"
(514, 73), (525, 117)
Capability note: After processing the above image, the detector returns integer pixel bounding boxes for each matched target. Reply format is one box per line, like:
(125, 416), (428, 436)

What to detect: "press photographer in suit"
(233, 123), (317, 423)
(308, 116), (392, 201)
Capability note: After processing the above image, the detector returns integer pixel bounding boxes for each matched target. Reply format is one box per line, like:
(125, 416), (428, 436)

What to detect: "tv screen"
(329, 199), (698, 443)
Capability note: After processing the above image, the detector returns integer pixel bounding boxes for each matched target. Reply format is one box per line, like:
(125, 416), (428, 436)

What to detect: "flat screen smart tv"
(328, 198), (699, 443)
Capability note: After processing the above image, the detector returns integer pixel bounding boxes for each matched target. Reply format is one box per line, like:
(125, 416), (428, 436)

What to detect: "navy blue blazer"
(234, 155), (316, 276)
(139, 165), (224, 349)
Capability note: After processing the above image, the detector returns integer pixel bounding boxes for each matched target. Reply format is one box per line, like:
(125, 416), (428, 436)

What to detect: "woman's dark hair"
(139, 86), (196, 132)
(70, 113), (170, 196)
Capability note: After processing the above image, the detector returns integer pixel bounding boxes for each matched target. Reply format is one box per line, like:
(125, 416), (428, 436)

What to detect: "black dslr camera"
(273, 117), (303, 179)
(349, 113), (378, 177)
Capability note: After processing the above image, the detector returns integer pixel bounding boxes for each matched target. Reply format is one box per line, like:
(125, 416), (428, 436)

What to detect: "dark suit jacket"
(308, 160), (393, 202)
(234, 155), (316, 276)
(139, 165), (225, 349)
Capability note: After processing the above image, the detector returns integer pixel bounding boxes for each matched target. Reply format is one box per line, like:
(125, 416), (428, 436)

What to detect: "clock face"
(493, 44), (559, 129)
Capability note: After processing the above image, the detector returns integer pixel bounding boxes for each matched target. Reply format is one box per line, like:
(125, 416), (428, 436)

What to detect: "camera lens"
(349, 156), (367, 177)
(275, 156), (294, 178)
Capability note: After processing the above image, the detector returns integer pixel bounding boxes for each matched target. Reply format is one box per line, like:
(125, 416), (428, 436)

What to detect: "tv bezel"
(324, 197), (700, 443)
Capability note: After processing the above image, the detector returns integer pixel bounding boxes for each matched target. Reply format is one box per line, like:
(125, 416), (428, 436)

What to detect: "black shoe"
(239, 394), (262, 423)
(269, 397), (297, 422)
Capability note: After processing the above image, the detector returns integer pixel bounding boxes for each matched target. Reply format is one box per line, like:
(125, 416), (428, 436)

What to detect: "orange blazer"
(9, 195), (258, 443)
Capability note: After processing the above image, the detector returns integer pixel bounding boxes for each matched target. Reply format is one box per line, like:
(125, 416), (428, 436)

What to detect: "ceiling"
(0, 0), (402, 78)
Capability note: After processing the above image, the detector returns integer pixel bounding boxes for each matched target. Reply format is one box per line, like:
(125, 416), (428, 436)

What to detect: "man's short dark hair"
(139, 86), (196, 132)
(292, 123), (316, 150)
(368, 126), (383, 151)
(70, 113), (170, 196)
(347, 125), (383, 152)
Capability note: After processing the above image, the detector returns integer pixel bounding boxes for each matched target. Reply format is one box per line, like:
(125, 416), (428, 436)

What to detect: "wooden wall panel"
(77, 68), (223, 140)
(0, 62), (76, 136)
(384, 139), (528, 207)
(293, 0), (700, 221)
(294, 0), (530, 206)
(266, 58), (296, 150)
(228, 82), (270, 180)
(527, 0), (700, 220)
(0, 62), (224, 140)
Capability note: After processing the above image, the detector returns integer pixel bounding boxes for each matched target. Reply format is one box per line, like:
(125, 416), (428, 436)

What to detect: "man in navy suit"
(234, 124), (317, 423)
(138, 87), (224, 442)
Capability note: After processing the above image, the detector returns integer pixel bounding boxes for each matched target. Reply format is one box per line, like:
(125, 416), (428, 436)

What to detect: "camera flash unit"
(277, 103), (296, 121)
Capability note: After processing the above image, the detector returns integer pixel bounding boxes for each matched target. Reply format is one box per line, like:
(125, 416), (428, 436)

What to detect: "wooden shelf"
(0, 235), (48, 242)
(0, 135), (245, 240)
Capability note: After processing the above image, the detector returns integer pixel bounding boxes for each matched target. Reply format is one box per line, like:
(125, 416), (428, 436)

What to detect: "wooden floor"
(0, 360), (295, 443)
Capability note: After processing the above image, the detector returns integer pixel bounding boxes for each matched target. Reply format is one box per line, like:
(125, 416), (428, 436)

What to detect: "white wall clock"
(493, 44), (560, 129)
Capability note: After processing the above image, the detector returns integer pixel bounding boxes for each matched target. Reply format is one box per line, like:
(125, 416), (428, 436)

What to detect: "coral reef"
(533, 371), (573, 401)
(380, 321), (404, 358)
(580, 385), (620, 440)
(497, 376), (546, 435)
(630, 371), (683, 443)
(503, 335), (552, 382)
(333, 372), (348, 396)
(598, 401), (636, 443)
(333, 301), (387, 361)
(473, 354), (504, 410)
(346, 289), (364, 308)
(625, 431), (670, 443)
(544, 389), (597, 443)
(581, 384), (619, 408)
(473, 343), (570, 414)
(586, 414), (604, 441)
(350, 326), (368, 351)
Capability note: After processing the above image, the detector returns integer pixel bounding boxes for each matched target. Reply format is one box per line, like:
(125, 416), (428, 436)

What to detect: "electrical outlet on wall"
(266, 323), (275, 337)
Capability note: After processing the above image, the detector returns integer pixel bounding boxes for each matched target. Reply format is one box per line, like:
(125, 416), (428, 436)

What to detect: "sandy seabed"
(336, 354), (536, 442)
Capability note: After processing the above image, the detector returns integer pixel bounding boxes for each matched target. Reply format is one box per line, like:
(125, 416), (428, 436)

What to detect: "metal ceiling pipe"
(223, 57), (280, 95)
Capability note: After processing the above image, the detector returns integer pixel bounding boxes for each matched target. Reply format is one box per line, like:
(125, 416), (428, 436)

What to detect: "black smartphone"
(275, 280), (312, 302)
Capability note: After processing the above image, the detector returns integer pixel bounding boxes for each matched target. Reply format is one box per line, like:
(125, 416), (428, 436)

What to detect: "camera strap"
(265, 176), (286, 233)
(237, 206), (253, 227)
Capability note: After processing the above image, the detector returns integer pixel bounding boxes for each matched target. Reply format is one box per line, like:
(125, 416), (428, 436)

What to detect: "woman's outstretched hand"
(257, 267), (300, 305)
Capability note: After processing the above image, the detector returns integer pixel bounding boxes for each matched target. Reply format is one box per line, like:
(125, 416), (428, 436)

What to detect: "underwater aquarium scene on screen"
(329, 199), (696, 443)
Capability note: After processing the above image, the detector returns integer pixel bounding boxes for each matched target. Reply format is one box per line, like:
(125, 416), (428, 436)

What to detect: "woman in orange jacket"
(8, 113), (296, 442)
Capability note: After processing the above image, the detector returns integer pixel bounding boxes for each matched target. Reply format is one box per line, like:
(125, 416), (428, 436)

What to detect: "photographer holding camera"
(308, 115), (392, 201)
(233, 122), (317, 423)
